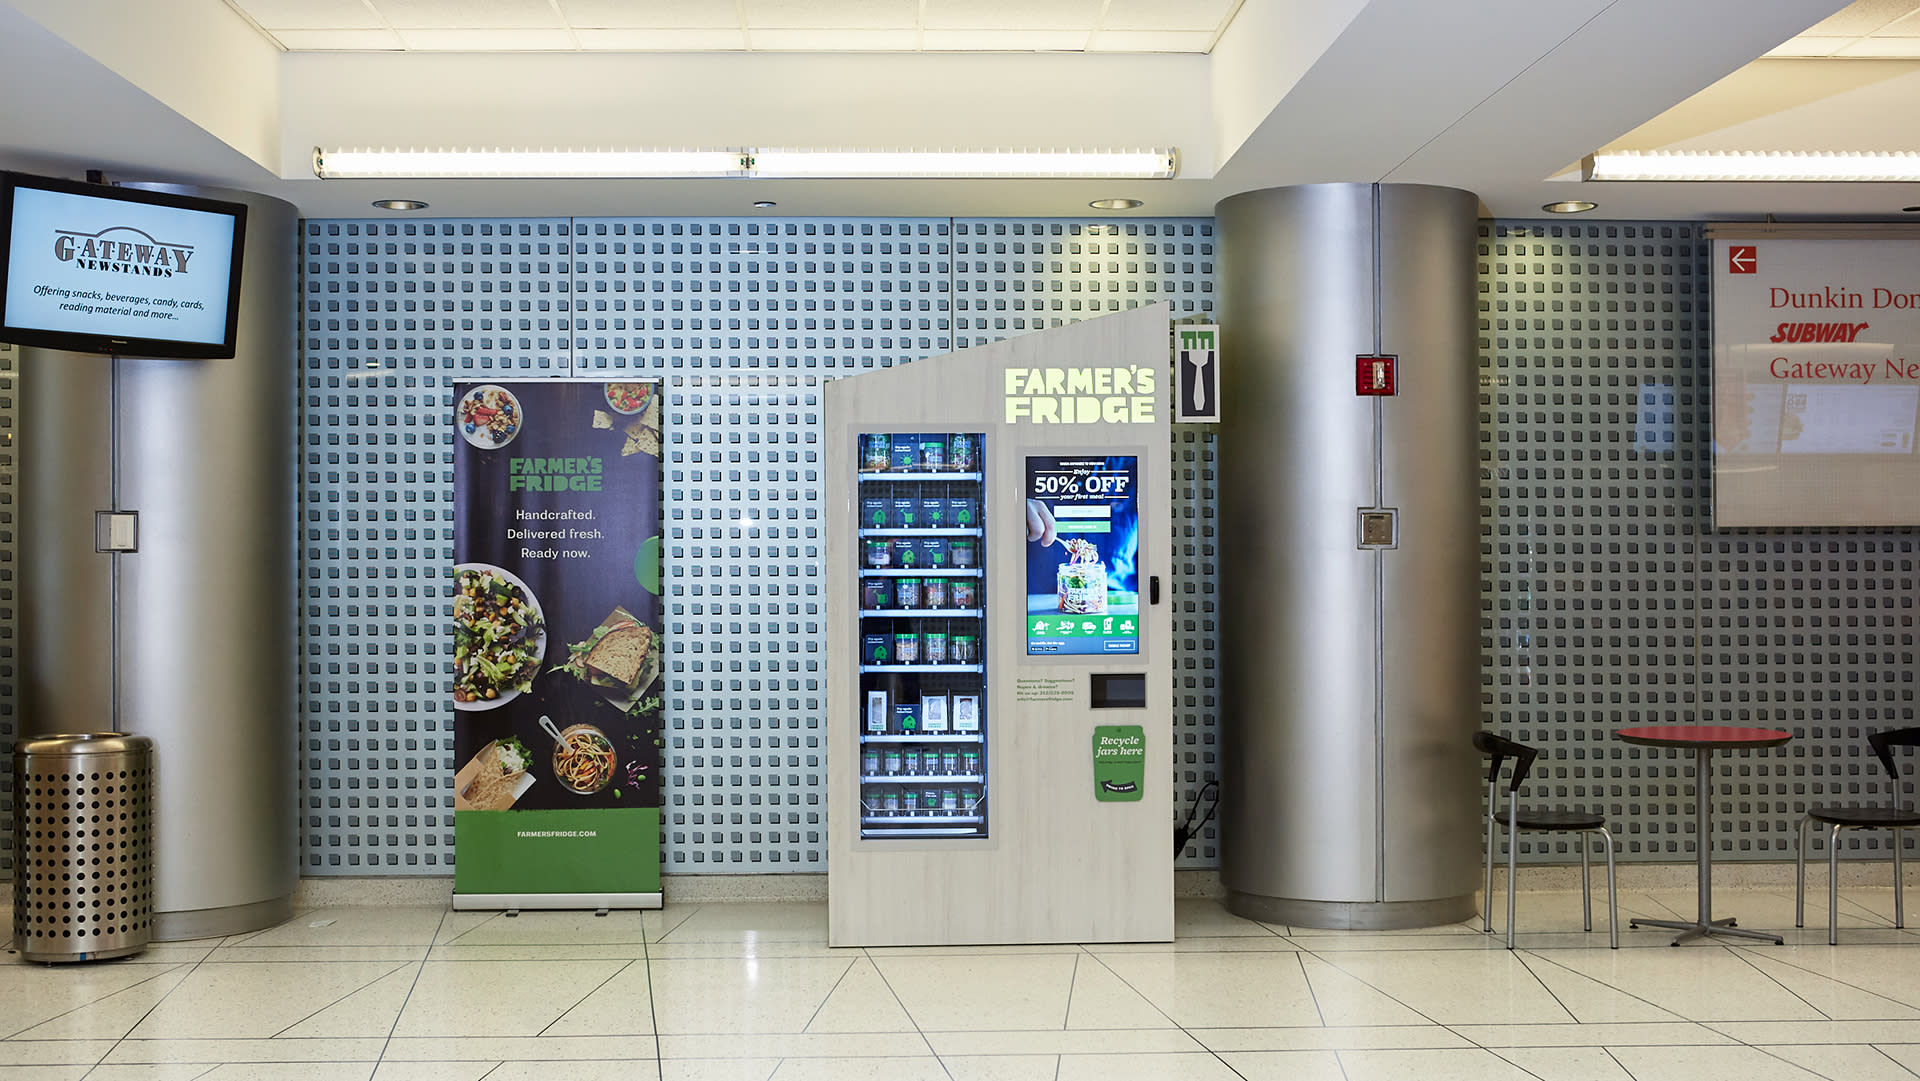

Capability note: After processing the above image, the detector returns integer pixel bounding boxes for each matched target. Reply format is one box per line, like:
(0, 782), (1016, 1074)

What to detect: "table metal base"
(1628, 915), (1784, 946)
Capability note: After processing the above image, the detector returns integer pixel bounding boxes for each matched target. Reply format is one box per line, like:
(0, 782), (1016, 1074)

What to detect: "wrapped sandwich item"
(454, 737), (532, 811)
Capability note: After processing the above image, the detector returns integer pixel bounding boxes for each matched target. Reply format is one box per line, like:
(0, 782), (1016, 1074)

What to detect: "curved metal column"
(1216, 184), (1482, 929)
(21, 184), (298, 939)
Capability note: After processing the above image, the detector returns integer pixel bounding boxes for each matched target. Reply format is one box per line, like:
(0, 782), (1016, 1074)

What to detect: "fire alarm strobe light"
(1357, 355), (1397, 396)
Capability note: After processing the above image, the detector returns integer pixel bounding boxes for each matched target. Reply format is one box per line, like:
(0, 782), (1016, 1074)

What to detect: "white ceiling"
(5, 0), (1920, 224)
(224, 0), (1245, 54)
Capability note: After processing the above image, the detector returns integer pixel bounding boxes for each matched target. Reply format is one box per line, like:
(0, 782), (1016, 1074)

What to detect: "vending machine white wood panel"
(826, 305), (1174, 946)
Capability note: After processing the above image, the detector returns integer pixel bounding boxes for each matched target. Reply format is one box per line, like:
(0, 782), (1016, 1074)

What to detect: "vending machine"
(826, 304), (1174, 946)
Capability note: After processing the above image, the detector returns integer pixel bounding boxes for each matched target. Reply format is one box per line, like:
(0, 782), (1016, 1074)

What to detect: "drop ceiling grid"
(1480, 220), (1918, 865)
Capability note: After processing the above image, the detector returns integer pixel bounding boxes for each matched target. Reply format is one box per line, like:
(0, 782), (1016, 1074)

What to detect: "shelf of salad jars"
(859, 528), (985, 538)
(859, 734), (983, 743)
(861, 773), (985, 785)
(859, 608), (983, 619)
(859, 568), (982, 578)
(858, 664), (984, 674)
(858, 472), (983, 484)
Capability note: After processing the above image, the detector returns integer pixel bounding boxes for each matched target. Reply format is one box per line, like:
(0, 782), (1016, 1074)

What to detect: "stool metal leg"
(1580, 839), (1592, 933)
(1829, 822), (1843, 947)
(1505, 786), (1518, 950)
(1795, 816), (1810, 929)
(1897, 826), (1906, 930)
(1598, 827), (1618, 949)
(1483, 779), (1497, 935)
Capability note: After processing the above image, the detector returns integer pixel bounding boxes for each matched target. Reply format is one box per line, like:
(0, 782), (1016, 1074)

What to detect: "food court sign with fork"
(1175, 325), (1219, 423)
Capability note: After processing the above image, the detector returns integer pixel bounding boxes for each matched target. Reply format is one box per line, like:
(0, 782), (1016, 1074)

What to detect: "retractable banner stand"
(451, 379), (664, 909)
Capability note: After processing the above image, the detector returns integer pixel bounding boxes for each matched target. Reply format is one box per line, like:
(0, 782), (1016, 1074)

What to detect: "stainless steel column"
(1216, 184), (1482, 929)
(20, 184), (297, 940)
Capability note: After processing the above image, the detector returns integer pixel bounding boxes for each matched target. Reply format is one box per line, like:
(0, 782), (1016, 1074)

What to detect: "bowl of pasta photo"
(552, 722), (617, 795)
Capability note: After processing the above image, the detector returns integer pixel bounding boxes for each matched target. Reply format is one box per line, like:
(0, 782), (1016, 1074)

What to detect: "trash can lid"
(16, 732), (154, 756)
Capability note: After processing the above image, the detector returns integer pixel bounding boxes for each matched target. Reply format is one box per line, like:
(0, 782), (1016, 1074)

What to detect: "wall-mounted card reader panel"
(1090, 673), (1147, 709)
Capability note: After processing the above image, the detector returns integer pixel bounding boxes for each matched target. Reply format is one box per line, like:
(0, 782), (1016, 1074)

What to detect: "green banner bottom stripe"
(454, 806), (660, 895)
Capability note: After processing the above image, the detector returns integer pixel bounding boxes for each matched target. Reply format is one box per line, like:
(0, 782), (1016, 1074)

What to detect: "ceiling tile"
(1100, 0), (1236, 34)
(919, 29), (1092, 51)
(1799, 0), (1920, 36)
(557, 0), (741, 29)
(743, 0), (919, 30)
(1085, 29), (1216, 52)
(395, 27), (581, 49)
(572, 27), (749, 48)
(747, 28), (921, 50)
(371, 0), (565, 29)
(270, 28), (408, 50)
(228, 0), (386, 31)
(1836, 34), (1920, 54)
(922, 0), (1104, 31)
(1879, 8), (1920, 32)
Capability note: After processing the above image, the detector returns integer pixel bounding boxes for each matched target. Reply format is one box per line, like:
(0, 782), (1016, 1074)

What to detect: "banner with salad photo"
(452, 379), (664, 903)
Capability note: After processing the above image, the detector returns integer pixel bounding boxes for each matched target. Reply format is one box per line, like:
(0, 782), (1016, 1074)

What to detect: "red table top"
(1615, 725), (1793, 750)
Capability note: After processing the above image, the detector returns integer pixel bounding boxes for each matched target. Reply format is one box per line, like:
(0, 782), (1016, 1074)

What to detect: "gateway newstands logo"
(52, 226), (195, 278)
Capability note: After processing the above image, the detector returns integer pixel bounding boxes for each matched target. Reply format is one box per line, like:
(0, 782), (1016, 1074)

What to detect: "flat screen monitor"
(0, 171), (246, 359)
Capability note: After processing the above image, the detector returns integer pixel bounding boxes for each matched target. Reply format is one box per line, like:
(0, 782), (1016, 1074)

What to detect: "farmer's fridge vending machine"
(826, 305), (1174, 947)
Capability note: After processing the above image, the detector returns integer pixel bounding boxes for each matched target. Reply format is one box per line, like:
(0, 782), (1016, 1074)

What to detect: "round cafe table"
(1614, 725), (1793, 945)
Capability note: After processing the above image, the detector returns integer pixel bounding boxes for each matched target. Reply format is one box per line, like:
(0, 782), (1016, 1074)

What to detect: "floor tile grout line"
(267, 960), (418, 1039)
(795, 954), (861, 1034)
(1059, 953), (1079, 1031)
(533, 956), (644, 1039)
(1513, 947), (1687, 1024)
(1733, 941), (1920, 1015)
(1471, 1043), (1552, 1081)
(1723, 944), (1836, 1023)
(81, 942), (223, 1078)
(1603, 1045), (1641, 1081)
(641, 915), (662, 1079)
(1078, 945), (1201, 1032)
(368, 907), (450, 1075)
(1291, 944), (1453, 1028)
(3, 960), (192, 1042)
(1070, 951), (1253, 1081)
(1747, 1041), (1852, 1081)
(1506, 950), (1587, 1026)
(861, 946), (958, 1080)
(1871, 1043), (1920, 1079)
(436, 908), (507, 948)
(1291, 951), (1330, 1029)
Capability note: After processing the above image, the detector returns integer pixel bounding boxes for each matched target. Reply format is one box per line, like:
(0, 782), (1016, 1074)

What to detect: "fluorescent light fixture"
(750, 148), (1176, 179)
(314, 148), (748, 179)
(1541, 200), (1596, 213)
(1585, 149), (1920, 182)
(313, 147), (1178, 181)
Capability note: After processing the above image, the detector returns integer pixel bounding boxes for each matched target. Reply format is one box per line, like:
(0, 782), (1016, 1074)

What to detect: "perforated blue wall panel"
(1481, 222), (1917, 864)
(297, 217), (1217, 874)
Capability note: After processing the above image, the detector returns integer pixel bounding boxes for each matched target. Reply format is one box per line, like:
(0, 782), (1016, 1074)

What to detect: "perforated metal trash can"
(13, 734), (154, 962)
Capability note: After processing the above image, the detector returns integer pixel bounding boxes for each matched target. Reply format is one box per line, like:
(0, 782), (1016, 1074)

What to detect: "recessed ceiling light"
(372, 199), (428, 211)
(1542, 200), (1597, 214)
(1904, 205), (1920, 213)
(1090, 198), (1144, 210)
(752, 200), (777, 208)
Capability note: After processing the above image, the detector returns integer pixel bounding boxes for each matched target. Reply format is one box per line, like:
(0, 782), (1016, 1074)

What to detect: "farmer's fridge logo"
(51, 225), (195, 278)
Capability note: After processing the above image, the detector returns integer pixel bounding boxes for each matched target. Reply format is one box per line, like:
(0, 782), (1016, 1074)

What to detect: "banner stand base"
(453, 891), (663, 911)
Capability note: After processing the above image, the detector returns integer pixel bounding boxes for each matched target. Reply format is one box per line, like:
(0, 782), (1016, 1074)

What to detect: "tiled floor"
(6, 887), (1920, 1080)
